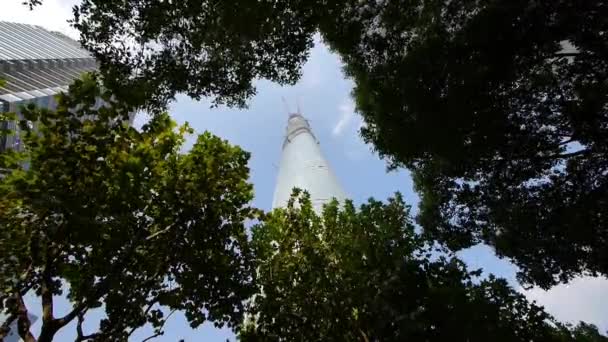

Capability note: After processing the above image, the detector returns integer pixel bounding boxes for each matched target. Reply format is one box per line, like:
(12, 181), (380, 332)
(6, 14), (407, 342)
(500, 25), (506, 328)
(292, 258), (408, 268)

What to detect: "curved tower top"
(272, 113), (347, 212)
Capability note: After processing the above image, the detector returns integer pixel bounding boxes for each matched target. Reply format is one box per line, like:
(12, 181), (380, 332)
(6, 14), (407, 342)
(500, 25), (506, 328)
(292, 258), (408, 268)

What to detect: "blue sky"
(2, 0), (608, 340)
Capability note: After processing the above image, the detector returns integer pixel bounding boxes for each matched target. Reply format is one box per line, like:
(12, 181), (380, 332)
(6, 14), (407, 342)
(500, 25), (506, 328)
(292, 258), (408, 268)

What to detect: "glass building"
(0, 21), (97, 151)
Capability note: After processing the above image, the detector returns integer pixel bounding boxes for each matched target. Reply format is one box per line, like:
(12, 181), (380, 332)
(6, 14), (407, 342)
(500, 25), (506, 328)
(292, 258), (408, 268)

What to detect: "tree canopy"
(0, 74), (256, 341)
(21, 0), (608, 309)
(64, 0), (322, 109)
(317, 0), (608, 288)
(58, 0), (608, 289)
(241, 190), (607, 342)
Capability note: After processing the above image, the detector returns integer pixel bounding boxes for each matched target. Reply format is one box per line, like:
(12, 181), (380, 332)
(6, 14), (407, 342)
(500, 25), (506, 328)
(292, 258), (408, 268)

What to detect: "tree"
(0, 74), (256, 341)
(241, 190), (603, 342)
(560, 322), (608, 342)
(62, 0), (323, 109)
(318, 0), (608, 288)
(22, 0), (42, 10)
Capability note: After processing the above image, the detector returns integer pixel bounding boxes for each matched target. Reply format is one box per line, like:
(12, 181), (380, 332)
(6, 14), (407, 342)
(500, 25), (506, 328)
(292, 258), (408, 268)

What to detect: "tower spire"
(281, 96), (291, 116)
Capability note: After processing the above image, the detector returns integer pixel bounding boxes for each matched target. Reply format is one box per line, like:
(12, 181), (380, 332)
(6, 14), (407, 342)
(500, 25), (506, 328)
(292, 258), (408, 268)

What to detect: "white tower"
(272, 113), (346, 212)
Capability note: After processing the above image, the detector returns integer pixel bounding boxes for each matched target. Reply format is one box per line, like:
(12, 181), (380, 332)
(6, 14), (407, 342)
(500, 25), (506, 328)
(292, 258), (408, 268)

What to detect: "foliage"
(22, 0), (42, 10)
(318, 0), (608, 288)
(65, 0), (323, 109)
(0, 74), (256, 342)
(557, 322), (608, 342)
(240, 190), (600, 342)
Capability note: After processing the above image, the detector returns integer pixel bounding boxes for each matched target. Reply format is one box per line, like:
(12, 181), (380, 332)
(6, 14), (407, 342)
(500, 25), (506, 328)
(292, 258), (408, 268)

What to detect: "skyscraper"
(0, 21), (97, 151)
(272, 113), (346, 212)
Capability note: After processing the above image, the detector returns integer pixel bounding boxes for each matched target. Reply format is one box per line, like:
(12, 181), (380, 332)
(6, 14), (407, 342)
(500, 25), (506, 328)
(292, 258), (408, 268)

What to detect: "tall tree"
(0, 74), (256, 341)
(241, 190), (605, 342)
(66, 0), (322, 109)
(318, 0), (608, 288)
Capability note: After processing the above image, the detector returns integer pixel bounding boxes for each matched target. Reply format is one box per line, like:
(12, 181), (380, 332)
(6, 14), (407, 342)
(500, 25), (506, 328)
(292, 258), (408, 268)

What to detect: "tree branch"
(75, 310), (100, 342)
(126, 297), (159, 339)
(358, 329), (370, 342)
(76, 333), (100, 342)
(54, 218), (169, 338)
(558, 138), (576, 146)
(1, 260), (35, 340)
(492, 148), (591, 165)
(141, 332), (163, 342)
(41, 263), (55, 325)
(76, 311), (85, 341)
(56, 234), (145, 330)
(548, 149), (590, 159)
(55, 289), (103, 330)
(15, 291), (36, 342)
(16, 262), (35, 297)
(38, 245), (63, 342)
(140, 309), (176, 342)
(0, 313), (17, 340)
(553, 52), (579, 57)
(145, 223), (176, 241)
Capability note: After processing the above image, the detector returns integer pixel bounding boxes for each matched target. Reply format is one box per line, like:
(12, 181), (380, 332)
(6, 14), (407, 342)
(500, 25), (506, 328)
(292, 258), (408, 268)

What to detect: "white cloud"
(331, 98), (369, 160)
(333, 99), (356, 136)
(521, 276), (608, 332)
(459, 245), (608, 333)
(1, 0), (79, 38)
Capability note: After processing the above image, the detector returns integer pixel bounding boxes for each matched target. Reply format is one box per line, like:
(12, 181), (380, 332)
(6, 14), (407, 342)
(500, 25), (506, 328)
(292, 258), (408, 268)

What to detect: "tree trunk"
(15, 292), (37, 342)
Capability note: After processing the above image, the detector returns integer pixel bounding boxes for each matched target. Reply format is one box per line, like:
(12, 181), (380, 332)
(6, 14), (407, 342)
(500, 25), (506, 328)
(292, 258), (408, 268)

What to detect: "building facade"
(0, 21), (97, 151)
(0, 21), (96, 341)
(272, 113), (347, 212)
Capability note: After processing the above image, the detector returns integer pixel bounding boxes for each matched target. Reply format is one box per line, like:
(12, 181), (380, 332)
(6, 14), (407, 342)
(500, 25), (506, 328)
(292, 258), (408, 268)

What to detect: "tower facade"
(0, 21), (97, 151)
(272, 113), (346, 212)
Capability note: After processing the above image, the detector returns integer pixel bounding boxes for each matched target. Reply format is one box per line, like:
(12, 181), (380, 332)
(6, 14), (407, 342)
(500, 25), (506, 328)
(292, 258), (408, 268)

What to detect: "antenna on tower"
(281, 96), (291, 115)
(296, 96), (302, 114)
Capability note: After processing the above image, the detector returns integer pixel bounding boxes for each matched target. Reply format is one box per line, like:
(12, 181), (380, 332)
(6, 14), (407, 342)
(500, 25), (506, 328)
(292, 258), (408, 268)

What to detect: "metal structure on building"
(272, 112), (347, 212)
(0, 21), (97, 151)
(0, 21), (97, 338)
